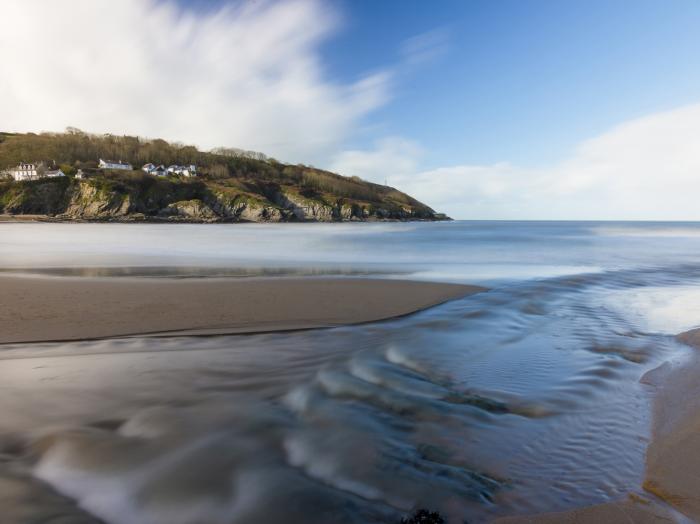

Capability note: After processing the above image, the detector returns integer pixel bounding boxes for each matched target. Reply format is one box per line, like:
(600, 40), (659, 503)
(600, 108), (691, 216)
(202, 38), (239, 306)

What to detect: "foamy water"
(1, 221), (700, 523)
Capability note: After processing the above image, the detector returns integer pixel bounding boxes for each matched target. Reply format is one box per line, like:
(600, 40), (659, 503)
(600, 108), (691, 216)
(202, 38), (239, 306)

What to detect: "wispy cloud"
(332, 103), (700, 219)
(399, 28), (450, 68)
(0, 0), (389, 163)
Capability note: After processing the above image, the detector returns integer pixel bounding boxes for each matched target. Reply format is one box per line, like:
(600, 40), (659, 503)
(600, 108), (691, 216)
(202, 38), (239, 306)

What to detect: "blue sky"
(319, 0), (700, 167)
(2, 0), (700, 218)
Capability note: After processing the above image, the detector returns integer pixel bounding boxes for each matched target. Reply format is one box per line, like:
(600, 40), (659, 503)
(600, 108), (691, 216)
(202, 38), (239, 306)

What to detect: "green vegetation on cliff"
(0, 130), (448, 222)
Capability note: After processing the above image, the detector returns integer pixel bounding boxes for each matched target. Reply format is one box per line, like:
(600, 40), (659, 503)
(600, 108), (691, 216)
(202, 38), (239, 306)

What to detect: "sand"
(642, 328), (700, 520)
(493, 497), (679, 524)
(0, 275), (483, 344)
(7, 271), (700, 523)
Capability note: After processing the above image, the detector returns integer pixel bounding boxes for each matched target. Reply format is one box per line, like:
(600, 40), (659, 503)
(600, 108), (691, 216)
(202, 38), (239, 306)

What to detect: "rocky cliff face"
(0, 176), (449, 222)
(271, 191), (429, 222)
(1, 178), (73, 215)
(64, 182), (131, 218)
(208, 192), (285, 222)
(159, 199), (217, 220)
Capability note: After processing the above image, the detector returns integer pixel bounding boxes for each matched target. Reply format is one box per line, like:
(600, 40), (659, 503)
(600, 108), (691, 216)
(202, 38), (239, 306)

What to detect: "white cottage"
(166, 164), (197, 177)
(182, 164), (197, 177)
(98, 159), (132, 170)
(10, 163), (40, 181)
(7, 163), (65, 181)
(143, 163), (167, 176)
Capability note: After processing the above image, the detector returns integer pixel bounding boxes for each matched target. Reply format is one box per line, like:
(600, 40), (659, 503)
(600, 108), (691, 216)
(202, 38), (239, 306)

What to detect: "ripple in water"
(0, 265), (696, 523)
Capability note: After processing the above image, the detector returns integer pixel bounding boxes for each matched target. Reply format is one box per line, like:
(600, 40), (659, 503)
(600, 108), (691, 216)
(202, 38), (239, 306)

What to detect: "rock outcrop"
(160, 199), (217, 220)
(273, 191), (335, 221)
(64, 182), (131, 218)
(0, 174), (450, 223)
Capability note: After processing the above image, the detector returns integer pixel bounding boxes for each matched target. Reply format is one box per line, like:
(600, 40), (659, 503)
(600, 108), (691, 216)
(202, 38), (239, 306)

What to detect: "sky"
(1, 0), (699, 219)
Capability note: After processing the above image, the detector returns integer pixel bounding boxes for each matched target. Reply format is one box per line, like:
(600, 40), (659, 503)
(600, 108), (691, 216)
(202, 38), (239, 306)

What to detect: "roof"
(100, 159), (131, 166)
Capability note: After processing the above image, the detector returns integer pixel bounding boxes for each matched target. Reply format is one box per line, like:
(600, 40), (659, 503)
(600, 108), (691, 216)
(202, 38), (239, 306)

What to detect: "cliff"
(0, 131), (449, 222)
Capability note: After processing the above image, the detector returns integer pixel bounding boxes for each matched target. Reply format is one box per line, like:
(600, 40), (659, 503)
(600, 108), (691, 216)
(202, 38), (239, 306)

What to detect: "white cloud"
(4, 2), (697, 220)
(329, 137), (423, 184)
(0, 0), (390, 163)
(332, 103), (700, 220)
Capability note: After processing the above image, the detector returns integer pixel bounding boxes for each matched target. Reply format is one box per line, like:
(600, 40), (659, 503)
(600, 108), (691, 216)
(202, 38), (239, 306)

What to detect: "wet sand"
(495, 328), (700, 524)
(0, 275), (483, 344)
(643, 328), (700, 520)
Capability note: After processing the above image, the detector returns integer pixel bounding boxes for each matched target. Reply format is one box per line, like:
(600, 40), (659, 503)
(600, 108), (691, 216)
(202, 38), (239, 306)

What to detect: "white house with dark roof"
(9, 163), (39, 181)
(140, 163), (197, 177)
(98, 159), (132, 170)
(8, 163), (65, 181)
(142, 163), (167, 176)
(166, 164), (197, 177)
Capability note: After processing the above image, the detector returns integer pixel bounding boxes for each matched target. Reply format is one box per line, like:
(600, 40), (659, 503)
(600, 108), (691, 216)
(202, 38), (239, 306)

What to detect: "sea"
(1, 221), (700, 523)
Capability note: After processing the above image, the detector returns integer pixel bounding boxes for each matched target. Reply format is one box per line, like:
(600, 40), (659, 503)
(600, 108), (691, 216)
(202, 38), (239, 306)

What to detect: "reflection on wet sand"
(4, 222), (700, 522)
(0, 265), (694, 523)
(0, 265), (403, 279)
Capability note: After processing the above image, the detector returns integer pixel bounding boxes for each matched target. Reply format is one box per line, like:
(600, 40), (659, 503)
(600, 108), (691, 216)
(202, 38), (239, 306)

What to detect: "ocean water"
(1, 221), (700, 523)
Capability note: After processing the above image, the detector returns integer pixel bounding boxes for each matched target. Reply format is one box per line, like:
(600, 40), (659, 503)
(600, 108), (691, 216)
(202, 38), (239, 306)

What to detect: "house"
(143, 163), (167, 176)
(9, 163), (40, 181)
(141, 163), (197, 177)
(98, 159), (132, 170)
(166, 164), (197, 177)
(7, 163), (64, 181)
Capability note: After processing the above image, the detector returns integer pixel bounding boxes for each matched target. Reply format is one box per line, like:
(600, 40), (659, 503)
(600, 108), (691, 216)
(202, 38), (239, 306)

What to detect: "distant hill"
(0, 130), (448, 222)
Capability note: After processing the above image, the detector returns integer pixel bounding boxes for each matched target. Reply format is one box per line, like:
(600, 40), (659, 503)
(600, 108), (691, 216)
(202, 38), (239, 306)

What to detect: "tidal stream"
(1, 221), (700, 523)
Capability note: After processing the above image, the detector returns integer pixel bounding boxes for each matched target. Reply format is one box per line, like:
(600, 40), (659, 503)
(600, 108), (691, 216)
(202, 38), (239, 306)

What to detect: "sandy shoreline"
(642, 329), (700, 519)
(6, 271), (700, 522)
(0, 275), (483, 344)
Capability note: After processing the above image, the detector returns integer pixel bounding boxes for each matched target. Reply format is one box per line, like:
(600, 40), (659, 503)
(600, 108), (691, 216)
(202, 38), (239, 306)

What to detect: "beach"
(0, 275), (483, 344)
(1, 0), (696, 520)
(643, 328), (700, 519)
(5, 274), (700, 523)
(3, 221), (700, 523)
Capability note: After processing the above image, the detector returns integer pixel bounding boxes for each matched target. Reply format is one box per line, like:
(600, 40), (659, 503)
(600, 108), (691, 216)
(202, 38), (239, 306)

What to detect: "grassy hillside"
(0, 130), (447, 222)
